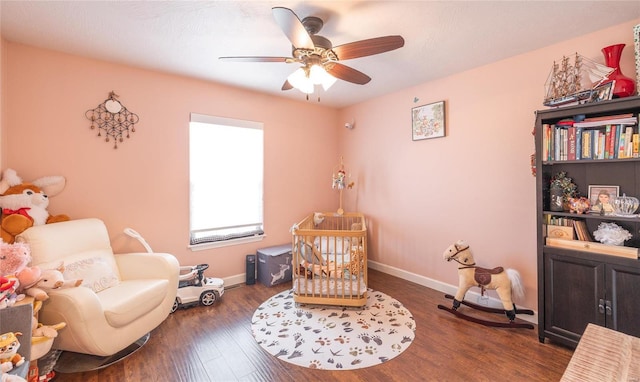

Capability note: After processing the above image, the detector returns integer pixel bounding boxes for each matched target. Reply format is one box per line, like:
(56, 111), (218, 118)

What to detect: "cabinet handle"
(605, 300), (612, 316)
(598, 299), (605, 314)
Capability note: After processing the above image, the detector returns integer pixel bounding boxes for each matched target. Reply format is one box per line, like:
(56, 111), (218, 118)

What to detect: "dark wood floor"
(51, 269), (573, 381)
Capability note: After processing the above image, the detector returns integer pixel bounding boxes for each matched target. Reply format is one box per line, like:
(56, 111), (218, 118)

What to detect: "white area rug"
(251, 289), (416, 370)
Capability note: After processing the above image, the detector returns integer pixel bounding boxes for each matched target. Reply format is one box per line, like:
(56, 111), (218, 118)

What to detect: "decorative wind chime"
(85, 91), (140, 149)
(332, 157), (354, 215)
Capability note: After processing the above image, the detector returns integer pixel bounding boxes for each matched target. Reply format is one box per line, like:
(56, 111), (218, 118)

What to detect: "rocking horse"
(437, 240), (534, 329)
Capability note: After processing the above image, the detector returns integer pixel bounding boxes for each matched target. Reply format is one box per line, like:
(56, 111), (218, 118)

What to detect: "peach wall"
(2, 43), (339, 278)
(338, 19), (640, 311)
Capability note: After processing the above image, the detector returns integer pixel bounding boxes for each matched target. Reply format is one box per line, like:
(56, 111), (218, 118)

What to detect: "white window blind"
(189, 113), (264, 246)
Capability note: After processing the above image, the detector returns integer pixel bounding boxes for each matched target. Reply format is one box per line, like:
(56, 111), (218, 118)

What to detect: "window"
(189, 113), (264, 248)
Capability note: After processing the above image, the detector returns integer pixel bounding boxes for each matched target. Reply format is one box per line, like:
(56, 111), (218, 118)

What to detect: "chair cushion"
(97, 279), (169, 327)
(63, 254), (120, 293)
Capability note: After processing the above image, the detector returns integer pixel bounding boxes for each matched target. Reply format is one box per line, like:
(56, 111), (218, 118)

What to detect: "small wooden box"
(547, 225), (575, 240)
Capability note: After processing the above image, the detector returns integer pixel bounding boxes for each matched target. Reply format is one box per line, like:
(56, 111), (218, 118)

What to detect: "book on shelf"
(579, 113), (634, 122)
(567, 127), (577, 160)
(573, 220), (593, 242)
(604, 124), (611, 159)
(597, 130), (606, 159)
(542, 123), (550, 161)
(615, 123), (622, 157)
(625, 126), (634, 158)
(545, 237), (638, 259)
(573, 116), (638, 128)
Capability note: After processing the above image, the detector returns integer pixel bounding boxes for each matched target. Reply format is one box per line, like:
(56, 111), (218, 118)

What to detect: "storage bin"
(257, 244), (292, 286)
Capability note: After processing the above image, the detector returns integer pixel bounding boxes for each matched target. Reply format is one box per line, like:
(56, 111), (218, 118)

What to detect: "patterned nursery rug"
(251, 289), (416, 370)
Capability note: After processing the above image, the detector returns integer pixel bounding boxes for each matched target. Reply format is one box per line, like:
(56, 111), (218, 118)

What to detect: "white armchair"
(16, 218), (179, 357)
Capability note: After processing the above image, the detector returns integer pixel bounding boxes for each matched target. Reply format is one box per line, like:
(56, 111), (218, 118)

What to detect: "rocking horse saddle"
(473, 266), (504, 286)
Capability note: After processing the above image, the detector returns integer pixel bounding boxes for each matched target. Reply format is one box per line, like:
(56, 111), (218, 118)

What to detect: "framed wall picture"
(412, 100), (445, 141)
(588, 185), (619, 214)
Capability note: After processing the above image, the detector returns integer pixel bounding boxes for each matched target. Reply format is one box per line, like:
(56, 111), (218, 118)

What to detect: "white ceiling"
(1, 1), (639, 108)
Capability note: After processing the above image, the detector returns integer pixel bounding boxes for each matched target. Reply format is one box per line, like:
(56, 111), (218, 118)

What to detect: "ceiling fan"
(219, 7), (405, 97)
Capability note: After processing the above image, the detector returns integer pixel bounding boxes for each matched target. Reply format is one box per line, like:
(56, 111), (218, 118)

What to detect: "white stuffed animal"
(24, 263), (82, 301)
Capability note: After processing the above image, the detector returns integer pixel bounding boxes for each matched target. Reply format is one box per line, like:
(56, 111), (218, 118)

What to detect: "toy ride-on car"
(171, 264), (224, 313)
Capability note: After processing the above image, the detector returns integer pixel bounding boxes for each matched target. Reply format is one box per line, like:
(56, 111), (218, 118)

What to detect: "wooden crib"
(291, 212), (367, 307)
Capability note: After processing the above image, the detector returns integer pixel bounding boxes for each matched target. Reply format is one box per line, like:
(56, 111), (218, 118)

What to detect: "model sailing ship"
(543, 53), (614, 107)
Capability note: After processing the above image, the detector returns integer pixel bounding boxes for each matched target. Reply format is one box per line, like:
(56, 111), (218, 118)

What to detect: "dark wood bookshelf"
(535, 96), (640, 349)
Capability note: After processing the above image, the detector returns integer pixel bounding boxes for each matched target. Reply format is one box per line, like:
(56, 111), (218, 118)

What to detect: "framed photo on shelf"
(412, 100), (445, 141)
(588, 185), (619, 214)
(589, 81), (615, 103)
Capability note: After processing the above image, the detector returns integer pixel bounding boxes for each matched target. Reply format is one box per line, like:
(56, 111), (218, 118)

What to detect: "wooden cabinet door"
(607, 263), (640, 338)
(544, 251), (606, 346)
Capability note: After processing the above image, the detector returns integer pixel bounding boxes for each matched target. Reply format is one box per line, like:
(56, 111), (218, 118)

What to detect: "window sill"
(188, 234), (266, 251)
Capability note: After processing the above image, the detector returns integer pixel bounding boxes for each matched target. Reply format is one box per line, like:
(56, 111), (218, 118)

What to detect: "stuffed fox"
(0, 169), (69, 243)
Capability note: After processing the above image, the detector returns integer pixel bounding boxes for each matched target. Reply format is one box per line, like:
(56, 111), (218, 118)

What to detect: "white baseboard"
(225, 273), (250, 288)
(229, 261), (538, 325)
(367, 260), (538, 325)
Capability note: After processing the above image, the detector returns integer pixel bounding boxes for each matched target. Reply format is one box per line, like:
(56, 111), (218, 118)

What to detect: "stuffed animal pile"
(0, 243), (82, 305)
(0, 242), (41, 305)
(0, 169), (72, 381)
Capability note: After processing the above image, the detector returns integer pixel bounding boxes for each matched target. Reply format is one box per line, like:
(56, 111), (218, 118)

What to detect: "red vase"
(601, 44), (636, 98)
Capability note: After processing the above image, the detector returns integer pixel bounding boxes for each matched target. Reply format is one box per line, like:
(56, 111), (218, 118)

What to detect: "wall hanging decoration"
(412, 100), (445, 140)
(85, 92), (140, 149)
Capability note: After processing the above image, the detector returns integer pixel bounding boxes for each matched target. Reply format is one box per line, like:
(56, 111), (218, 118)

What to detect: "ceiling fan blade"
(332, 36), (405, 60)
(281, 80), (293, 91)
(326, 63), (371, 85)
(219, 56), (291, 63)
(272, 7), (314, 50)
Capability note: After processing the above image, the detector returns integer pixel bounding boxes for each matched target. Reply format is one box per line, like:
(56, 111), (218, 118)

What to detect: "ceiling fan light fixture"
(310, 64), (337, 90)
(288, 65), (337, 94)
(287, 67), (314, 94)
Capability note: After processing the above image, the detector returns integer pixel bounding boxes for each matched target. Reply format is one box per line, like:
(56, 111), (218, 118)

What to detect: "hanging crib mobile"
(332, 157), (354, 215)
